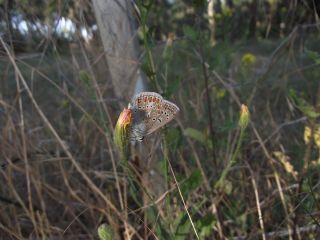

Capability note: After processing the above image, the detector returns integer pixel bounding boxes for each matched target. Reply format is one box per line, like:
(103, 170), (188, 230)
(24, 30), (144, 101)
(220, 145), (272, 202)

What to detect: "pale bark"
(92, 0), (164, 202)
(92, 0), (146, 101)
(207, 0), (216, 46)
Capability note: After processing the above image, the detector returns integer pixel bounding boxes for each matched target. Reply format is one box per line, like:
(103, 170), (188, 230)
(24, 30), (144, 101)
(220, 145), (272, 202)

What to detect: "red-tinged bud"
(114, 108), (133, 159)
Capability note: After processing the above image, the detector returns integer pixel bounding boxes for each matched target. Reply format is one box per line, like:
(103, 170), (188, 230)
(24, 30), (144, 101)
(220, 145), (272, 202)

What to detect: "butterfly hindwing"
(145, 100), (179, 135)
(128, 92), (179, 141)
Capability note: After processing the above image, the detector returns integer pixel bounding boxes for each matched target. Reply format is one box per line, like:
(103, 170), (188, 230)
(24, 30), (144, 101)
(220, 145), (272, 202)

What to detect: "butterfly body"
(128, 92), (179, 141)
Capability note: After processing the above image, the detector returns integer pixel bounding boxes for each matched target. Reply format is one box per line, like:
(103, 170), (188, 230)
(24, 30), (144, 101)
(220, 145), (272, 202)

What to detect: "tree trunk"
(92, 0), (146, 102)
(207, 0), (216, 46)
(92, 0), (165, 210)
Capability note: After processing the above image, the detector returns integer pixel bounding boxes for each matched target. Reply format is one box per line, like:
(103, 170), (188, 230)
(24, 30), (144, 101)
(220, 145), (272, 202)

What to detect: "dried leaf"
(273, 151), (298, 179)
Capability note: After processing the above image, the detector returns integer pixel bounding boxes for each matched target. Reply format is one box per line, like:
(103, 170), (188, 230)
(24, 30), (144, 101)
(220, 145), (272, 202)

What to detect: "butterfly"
(127, 92), (180, 142)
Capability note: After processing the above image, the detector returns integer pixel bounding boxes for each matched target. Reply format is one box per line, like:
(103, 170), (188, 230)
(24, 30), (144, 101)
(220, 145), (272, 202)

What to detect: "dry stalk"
(246, 163), (266, 240)
(0, 37), (135, 234)
(78, 38), (136, 238)
(167, 157), (200, 240)
(14, 54), (41, 238)
(212, 69), (294, 240)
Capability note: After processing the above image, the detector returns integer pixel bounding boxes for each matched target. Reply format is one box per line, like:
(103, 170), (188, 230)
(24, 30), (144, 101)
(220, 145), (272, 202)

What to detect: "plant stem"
(199, 44), (217, 176)
(215, 127), (245, 188)
(141, 11), (159, 91)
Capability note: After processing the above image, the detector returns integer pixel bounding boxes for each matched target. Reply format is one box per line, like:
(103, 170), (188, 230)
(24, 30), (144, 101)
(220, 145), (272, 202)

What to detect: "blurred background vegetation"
(0, 0), (320, 239)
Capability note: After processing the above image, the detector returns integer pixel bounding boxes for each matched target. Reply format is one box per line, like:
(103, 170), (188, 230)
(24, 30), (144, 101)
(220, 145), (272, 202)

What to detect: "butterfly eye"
(152, 118), (156, 121)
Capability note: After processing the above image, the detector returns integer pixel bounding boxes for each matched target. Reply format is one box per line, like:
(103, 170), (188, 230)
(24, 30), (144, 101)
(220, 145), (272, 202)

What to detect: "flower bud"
(239, 104), (249, 130)
(114, 108), (133, 157)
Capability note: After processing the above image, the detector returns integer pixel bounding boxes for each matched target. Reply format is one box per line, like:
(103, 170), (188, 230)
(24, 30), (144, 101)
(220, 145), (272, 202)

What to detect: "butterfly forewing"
(131, 92), (163, 112)
(129, 92), (179, 141)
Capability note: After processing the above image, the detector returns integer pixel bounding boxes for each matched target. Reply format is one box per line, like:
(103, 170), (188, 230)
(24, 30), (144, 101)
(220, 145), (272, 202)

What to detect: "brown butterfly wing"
(129, 92), (163, 141)
(131, 92), (163, 112)
(145, 100), (180, 135)
(129, 92), (179, 141)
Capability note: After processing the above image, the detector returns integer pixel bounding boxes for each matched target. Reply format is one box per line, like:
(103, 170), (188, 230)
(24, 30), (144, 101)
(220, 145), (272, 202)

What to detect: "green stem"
(215, 127), (246, 189)
(141, 11), (159, 91)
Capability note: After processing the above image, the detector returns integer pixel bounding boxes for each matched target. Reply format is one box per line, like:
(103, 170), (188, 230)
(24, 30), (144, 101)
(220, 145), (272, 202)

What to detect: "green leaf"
(184, 128), (213, 149)
(212, 86), (226, 99)
(173, 211), (191, 240)
(289, 89), (320, 119)
(98, 224), (113, 240)
(180, 170), (203, 200)
(147, 207), (171, 239)
(79, 70), (92, 88)
(48, 0), (58, 13)
(60, 99), (69, 108)
(196, 213), (216, 238)
(219, 120), (238, 132)
(300, 105), (320, 119)
(220, 179), (233, 195)
(165, 127), (182, 152)
(305, 49), (320, 64)
(182, 25), (198, 42)
(193, 0), (207, 8)
(158, 158), (167, 177)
